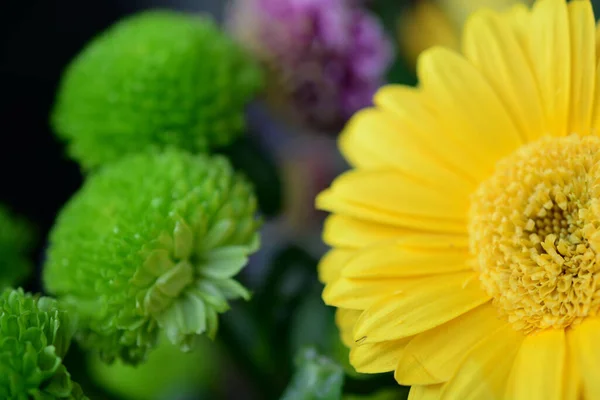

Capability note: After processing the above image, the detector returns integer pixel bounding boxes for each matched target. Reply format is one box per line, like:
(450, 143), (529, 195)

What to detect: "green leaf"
(280, 348), (345, 400)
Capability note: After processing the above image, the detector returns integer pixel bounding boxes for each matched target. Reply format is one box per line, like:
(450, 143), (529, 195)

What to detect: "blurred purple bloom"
(227, 0), (393, 133)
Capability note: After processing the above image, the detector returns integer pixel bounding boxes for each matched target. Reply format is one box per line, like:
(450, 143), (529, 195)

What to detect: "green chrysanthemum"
(0, 206), (34, 290)
(52, 10), (264, 170)
(0, 288), (86, 399)
(43, 150), (260, 364)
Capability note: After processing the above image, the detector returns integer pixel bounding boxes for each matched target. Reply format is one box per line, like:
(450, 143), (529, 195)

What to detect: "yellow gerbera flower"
(317, 0), (600, 398)
(398, 0), (532, 68)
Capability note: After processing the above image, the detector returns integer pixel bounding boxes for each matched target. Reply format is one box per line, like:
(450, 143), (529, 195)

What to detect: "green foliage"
(343, 389), (409, 400)
(89, 334), (218, 400)
(0, 206), (34, 290)
(218, 135), (282, 217)
(0, 288), (86, 399)
(288, 285), (337, 358)
(281, 348), (344, 400)
(52, 10), (264, 170)
(589, 0), (600, 14)
(43, 149), (261, 364)
(369, 0), (417, 86)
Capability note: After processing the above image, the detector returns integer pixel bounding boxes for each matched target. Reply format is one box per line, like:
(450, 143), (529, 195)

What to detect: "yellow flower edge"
(317, 0), (600, 399)
(437, 0), (532, 29)
(397, 0), (460, 70)
(397, 0), (531, 70)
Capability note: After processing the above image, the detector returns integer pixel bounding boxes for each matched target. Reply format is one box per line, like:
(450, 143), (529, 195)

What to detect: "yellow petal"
(596, 20), (600, 63)
(567, 317), (600, 399)
(593, 19), (600, 132)
(336, 308), (362, 347)
(568, 0), (595, 135)
(323, 214), (410, 249)
(408, 385), (443, 400)
(440, 323), (524, 400)
(593, 63), (600, 135)
(318, 248), (354, 284)
(353, 272), (490, 343)
(395, 303), (504, 385)
(417, 47), (523, 179)
(505, 329), (565, 400)
(501, 3), (531, 47)
(374, 86), (483, 183)
(462, 10), (545, 142)
(563, 332), (581, 400)
(350, 337), (412, 374)
(340, 108), (475, 192)
(342, 235), (469, 279)
(323, 276), (409, 310)
(596, 19), (600, 61)
(317, 195), (466, 233)
(527, 0), (570, 136)
(319, 170), (468, 219)
(316, 170), (467, 234)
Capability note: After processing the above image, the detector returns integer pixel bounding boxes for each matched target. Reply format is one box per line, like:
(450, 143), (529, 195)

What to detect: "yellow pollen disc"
(469, 135), (600, 334)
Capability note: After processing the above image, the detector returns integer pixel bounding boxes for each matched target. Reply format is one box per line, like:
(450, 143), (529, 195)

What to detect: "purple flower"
(227, 0), (393, 133)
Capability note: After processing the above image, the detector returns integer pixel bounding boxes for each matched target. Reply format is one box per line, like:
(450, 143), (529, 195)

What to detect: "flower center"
(469, 135), (600, 333)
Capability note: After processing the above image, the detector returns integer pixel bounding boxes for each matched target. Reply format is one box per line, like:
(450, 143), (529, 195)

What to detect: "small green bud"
(0, 206), (34, 290)
(0, 288), (86, 399)
(44, 150), (261, 364)
(52, 10), (264, 170)
(281, 348), (345, 400)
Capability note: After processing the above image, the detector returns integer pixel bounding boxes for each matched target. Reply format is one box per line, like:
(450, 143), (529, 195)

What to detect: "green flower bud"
(52, 10), (264, 170)
(43, 150), (261, 364)
(0, 288), (86, 399)
(0, 206), (34, 290)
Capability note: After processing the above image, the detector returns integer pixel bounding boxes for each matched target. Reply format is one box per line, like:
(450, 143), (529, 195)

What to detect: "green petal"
(173, 220), (194, 260)
(40, 364), (72, 398)
(201, 246), (251, 279)
(156, 291), (207, 348)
